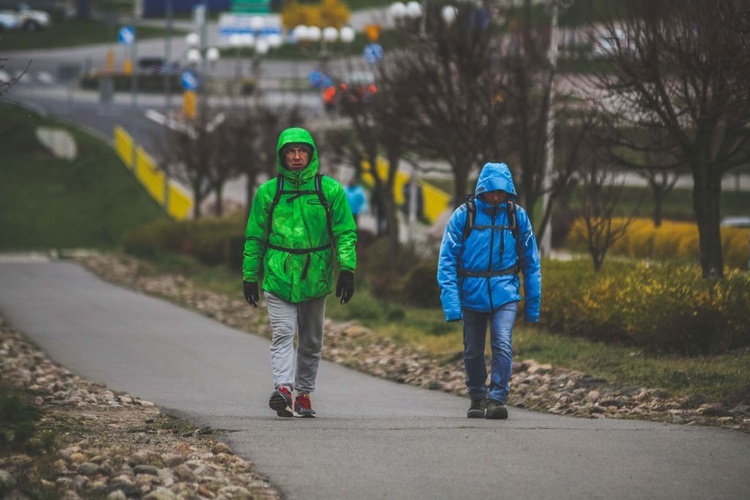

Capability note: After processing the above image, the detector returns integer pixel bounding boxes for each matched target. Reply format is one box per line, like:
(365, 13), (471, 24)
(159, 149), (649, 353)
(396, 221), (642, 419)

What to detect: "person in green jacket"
(242, 127), (357, 418)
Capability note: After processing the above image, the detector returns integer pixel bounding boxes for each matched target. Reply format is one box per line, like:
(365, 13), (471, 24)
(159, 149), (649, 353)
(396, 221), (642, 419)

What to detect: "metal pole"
(164, 0), (173, 113)
(130, 1), (139, 171)
(540, 1), (560, 257)
(130, 6), (138, 110)
(408, 176), (418, 242)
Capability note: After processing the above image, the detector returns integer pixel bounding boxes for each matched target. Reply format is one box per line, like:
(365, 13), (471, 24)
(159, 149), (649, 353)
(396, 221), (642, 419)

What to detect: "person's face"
(481, 190), (508, 206)
(284, 147), (310, 171)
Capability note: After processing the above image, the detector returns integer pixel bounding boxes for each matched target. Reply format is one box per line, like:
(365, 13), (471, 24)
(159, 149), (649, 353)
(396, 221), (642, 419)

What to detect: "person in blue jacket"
(344, 178), (368, 226)
(437, 162), (541, 420)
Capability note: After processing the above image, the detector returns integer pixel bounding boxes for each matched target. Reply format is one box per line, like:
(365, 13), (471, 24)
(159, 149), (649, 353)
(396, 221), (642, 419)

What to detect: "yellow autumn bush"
(281, 0), (350, 30)
(566, 217), (750, 269)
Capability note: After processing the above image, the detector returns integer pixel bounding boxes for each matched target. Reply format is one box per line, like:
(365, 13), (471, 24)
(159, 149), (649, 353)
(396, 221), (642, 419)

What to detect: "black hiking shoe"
(269, 386), (294, 418)
(467, 397), (487, 418)
(485, 399), (508, 420)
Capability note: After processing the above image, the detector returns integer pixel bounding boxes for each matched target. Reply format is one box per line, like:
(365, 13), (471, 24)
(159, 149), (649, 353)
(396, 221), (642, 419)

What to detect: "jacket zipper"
(487, 206), (498, 311)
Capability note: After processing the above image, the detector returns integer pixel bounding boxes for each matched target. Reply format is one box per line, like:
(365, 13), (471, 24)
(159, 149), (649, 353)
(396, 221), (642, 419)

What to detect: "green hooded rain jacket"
(242, 127), (357, 303)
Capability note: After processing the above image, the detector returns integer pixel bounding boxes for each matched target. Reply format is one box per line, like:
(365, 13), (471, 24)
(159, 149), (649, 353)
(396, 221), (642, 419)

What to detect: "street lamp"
(293, 24), (355, 74)
(389, 1), (457, 38)
(225, 16), (284, 99)
(183, 31), (220, 119)
(388, 1), (422, 29)
(185, 32), (221, 74)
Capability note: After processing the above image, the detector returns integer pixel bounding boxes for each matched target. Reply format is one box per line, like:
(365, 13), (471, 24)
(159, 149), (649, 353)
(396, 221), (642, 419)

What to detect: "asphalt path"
(0, 256), (748, 500)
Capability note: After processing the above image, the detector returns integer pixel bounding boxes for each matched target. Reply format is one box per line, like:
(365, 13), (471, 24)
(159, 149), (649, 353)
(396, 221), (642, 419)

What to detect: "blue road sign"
(363, 43), (383, 64)
(181, 71), (200, 91)
(118, 26), (135, 45)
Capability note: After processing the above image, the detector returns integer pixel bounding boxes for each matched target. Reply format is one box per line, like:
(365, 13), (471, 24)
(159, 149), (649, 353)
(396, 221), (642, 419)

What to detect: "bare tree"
(379, 1), (584, 250)
(0, 59), (29, 96)
(160, 110), (215, 219)
(577, 149), (638, 272)
(495, 0), (593, 247)
(207, 112), (244, 216)
(587, 0), (750, 278)
(156, 99), (303, 219)
(332, 58), (415, 254)
(382, 3), (507, 206)
(237, 103), (304, 212)
(594, 96), (687, 227)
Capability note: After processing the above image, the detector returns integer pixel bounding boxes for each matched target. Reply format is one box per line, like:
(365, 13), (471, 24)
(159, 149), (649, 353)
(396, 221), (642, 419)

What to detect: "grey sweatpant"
(264, 291), (326, 393)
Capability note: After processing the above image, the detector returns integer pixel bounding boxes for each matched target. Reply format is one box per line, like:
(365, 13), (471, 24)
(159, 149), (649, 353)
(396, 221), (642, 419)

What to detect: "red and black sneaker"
(294, 392), (316, 418)
(269, 386), (293, 418)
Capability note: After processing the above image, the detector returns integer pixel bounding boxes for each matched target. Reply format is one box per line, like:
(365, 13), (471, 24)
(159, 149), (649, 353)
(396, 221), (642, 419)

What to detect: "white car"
(721, 216), (750, 228)
(16, 2), (50, 31)
(0, 10), (20, 30)
(592, 28), (634, 58)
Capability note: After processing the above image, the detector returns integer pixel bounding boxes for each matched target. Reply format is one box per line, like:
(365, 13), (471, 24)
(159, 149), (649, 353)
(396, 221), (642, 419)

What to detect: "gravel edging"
(0, 319), (280, 499)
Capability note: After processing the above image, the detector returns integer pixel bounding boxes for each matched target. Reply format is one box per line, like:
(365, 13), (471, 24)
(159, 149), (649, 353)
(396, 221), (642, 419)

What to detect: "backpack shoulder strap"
(462, 195), (476, 241)
(267, 175), (284, 235)
(507, 200), (519, 240)
(315, 174), (329, 212)
(316, 174), (335, 241)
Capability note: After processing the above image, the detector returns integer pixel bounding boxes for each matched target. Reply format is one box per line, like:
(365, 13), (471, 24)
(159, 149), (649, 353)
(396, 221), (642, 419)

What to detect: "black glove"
(336, 271), (355, 305)
(243, 281), (259, 307)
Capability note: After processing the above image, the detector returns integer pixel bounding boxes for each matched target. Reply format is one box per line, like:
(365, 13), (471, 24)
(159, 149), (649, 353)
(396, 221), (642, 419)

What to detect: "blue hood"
(474, 162), (517, 199)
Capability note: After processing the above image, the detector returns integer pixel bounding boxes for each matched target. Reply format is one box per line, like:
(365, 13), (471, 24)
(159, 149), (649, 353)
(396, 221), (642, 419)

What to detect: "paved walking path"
(0, 256), (748, 499)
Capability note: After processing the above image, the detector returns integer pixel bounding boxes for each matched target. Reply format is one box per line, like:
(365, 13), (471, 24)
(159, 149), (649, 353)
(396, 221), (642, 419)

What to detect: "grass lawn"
(0, 101), (167, 250)
(0, 18), (182, 51)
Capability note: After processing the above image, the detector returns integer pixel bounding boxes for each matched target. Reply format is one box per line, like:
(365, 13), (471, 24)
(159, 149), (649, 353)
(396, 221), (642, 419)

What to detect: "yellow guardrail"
(361, 157), (452, 224)
(113, 126), (193, 220)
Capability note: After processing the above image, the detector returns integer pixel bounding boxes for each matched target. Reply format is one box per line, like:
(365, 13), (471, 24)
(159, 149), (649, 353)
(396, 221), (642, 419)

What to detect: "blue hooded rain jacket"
(437, 162), (542, 322)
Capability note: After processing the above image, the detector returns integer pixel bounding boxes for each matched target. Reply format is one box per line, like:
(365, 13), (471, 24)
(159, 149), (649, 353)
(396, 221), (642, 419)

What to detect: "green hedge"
(79, 73), (256, 95)
(122, 214), (246, 269)
(542, 259), (750, 355)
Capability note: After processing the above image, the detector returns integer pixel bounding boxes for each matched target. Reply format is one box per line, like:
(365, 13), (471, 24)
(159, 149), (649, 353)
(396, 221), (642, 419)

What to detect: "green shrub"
(396, 260), (441, 308)
(122, 217), (186, 257)
(360, 239), (422, 300)
(79, 73), (256, 95)
(122, 214), (246, 267)
(0, 386), (55, 455)
(542, 259), (750, 355)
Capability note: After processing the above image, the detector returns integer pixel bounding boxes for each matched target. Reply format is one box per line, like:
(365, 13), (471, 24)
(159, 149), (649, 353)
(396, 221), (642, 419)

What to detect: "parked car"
(591, 28), (634, 58)
(0, 1), (53, 31)
(0, 9), (20, 30)
(0, 0), (64, 20)
(721, 216), (750, 228)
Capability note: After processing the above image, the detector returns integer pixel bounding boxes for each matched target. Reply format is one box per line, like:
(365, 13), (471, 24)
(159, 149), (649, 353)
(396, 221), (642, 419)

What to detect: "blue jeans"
(462, 302), (518, 403)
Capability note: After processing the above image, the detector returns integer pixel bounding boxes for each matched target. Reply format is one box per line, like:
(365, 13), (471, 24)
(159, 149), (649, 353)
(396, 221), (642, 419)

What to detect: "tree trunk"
(192, 179), (205, 219)
(385, 196), (400, 260)
(214, 185), (224, 216)
(245, 176), (257, 218)
(692, 170), (724, 278)
(453, 170), (469, 208)
(651, 184), (664, 228)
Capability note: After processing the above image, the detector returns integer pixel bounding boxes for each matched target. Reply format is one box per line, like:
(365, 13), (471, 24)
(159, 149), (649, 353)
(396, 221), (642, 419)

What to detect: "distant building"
(142, 0), (232, 18)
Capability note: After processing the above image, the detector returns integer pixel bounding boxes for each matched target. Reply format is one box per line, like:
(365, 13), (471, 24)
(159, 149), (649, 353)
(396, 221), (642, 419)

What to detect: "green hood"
(276, 127), (319, 184)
